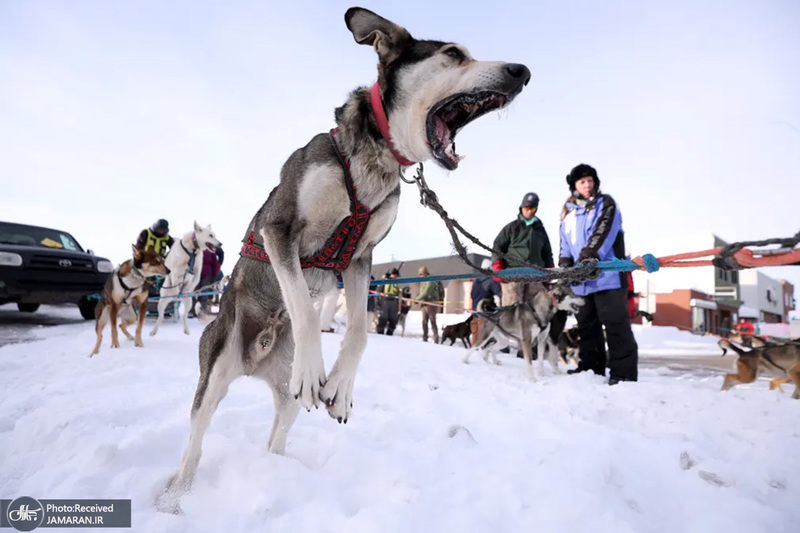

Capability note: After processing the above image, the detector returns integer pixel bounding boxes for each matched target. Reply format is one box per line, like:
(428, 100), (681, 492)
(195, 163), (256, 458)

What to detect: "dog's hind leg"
(267, 385), (301, 454)
(149, 291), (171, 337)
(180, 295), (193, 335)
(109, 302), (121, 349)
(769, 377), (791, 391)
(248, 312), (301, 454)
(787, 365), (800, 399)
(319, 256), (372, 423)
(119, 320), (135, 341)
(254, 343), (300, 455)
(159, 321), (240, 513)
(90, 305), (109, 357)
(487, 347), (502, 366)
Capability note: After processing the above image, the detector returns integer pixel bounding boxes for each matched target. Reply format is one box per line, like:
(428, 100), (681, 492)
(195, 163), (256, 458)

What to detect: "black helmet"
(519, 192), (539, 209)
(152, 218), (169, 234)
(566, 164), (600, 192)
(390, 267), (400, 276)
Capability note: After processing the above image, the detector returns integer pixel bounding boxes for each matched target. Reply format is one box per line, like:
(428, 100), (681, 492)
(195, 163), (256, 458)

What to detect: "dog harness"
(240, 129), (371, 275)
(180, 234), (200, 275)
(117, 264), (147, 303)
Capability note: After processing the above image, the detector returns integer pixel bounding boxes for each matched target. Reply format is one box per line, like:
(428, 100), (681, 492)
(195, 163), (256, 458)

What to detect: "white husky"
(149, 221), (222, 337)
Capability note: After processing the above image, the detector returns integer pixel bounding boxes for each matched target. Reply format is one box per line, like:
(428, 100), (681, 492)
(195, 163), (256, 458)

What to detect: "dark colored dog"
(441, 315), (473, 348)
(557, 325), (580, 365)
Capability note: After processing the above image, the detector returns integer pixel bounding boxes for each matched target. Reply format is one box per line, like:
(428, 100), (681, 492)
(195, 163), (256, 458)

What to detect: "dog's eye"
(444, 47), (465, 62)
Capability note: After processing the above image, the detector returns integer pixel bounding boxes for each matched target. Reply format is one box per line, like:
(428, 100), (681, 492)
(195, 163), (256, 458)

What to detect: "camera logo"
(6, 497), (44, 532)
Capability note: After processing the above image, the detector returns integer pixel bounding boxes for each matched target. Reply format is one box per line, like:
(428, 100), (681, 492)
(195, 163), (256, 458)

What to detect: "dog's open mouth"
(426, 91), (508, 170)
(206, 243), (217, 252)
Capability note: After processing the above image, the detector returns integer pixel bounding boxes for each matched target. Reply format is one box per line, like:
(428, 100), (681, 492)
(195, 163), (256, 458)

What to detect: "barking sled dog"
(157, 7), (530, 511)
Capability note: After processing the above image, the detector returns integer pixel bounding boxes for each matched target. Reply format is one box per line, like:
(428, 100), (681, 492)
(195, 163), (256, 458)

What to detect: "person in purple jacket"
(559, 164), (638, 384)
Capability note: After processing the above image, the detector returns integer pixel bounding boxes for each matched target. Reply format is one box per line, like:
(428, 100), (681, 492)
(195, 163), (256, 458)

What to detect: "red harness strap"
(240, 129), (371, 274)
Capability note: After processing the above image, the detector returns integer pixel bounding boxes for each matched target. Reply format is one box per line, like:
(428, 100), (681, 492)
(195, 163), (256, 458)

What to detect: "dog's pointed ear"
(193, 220), (201, 233)
(131, 244), (142, 261)
(345, 7), (412, 65)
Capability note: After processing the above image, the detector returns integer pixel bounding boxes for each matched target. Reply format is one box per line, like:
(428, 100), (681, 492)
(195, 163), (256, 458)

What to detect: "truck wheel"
(78, 297), (97, 320)
(17, 303), (40, 313)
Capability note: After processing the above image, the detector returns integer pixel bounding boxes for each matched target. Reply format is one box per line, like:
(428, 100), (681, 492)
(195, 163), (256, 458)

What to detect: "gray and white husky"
(463, 284), (584, 380)
(149, 221), (221, 337)
(158, 7), (529, 511)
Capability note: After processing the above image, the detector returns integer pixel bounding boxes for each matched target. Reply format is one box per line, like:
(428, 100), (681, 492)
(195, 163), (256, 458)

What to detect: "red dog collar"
(370, 82), (416, 167)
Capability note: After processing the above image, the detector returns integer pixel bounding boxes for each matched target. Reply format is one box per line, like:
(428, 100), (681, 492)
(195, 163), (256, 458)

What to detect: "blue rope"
(147, 290), (222, 302)
(595, 258), (641, 272)
(354, 255), (662, 289)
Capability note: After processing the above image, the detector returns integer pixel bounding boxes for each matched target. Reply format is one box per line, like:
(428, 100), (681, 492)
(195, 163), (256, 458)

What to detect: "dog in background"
(464, 285), (584, 378)
(469, 296), (498, 348)
(149, 221), (221, 338)
(90, 245), (168, 356)
(441, 315), (473, 348)
(557, 325), (580, 365)
(397, 286), (412, 337)
(719, 337), (800, 397)
(465, 285), (584, 375)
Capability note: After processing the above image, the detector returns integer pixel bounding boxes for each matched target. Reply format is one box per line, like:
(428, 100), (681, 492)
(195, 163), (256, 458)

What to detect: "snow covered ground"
(1, 307), (799, 533)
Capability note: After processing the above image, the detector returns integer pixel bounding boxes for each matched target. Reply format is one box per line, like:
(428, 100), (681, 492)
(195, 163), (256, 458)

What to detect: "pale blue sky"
(2, 0), (799, 292)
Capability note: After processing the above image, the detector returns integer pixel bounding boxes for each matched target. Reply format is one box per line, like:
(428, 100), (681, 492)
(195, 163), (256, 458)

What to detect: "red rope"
(632, 246), (800, 270)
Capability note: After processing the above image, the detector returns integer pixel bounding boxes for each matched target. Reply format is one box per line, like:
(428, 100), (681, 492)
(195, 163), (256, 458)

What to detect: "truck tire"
(78, 297), (98, 320)
(17, 303), (40, 313)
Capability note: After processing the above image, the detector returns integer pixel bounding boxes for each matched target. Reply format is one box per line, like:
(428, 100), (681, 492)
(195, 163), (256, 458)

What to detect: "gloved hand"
(558, 257), (575, 268)
(492, 259), (505, 283)
(577, 248), (599, 262)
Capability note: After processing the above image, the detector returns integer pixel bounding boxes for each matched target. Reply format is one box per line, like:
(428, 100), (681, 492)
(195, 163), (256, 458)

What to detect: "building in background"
(781, 279), (796, 321)
(739, 270), (785, 323)
(633, 234), (740, 334)
(633, 233), (796, 334)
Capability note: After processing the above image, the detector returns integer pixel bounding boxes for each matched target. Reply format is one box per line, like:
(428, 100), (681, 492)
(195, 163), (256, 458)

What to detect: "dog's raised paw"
(289, 355), (326, 410)
(320, 368), (355, 423)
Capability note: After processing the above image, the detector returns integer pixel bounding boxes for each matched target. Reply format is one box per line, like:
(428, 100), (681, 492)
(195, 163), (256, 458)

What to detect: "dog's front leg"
(149, 285), (171, 337)
(546, 337), (563, 374)
(536, 327), (550, 377)
(134, 293), (147, 347)
(520, 324), (535, 381)
(261, 228), (326, 411)
(109, 301), (121, 349)
(320, 256), (370, 423)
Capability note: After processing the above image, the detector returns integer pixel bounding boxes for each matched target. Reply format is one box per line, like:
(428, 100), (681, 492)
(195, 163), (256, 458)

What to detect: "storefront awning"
(690, 298), (718, 310)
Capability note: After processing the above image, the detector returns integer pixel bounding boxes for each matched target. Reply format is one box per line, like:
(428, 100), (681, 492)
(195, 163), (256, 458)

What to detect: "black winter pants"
(376, 297), (399, 335)
(575, 287), (638, 381)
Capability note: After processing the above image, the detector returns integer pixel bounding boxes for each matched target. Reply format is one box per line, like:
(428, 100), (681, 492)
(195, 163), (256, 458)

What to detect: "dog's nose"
(165, 267), (171, 275)
(505, 63), (531, 86)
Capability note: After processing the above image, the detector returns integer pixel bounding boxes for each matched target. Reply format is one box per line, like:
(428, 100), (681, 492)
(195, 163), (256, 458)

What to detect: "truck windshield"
(0, 223), (84, 252)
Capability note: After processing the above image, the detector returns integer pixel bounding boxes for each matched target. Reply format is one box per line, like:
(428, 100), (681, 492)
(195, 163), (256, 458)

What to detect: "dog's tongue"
(434, 115), (465, 164)
(434, 115), (450, 145)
